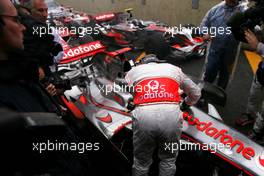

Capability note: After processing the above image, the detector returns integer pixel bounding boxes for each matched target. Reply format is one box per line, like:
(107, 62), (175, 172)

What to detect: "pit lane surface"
(169, 48), (259, 135)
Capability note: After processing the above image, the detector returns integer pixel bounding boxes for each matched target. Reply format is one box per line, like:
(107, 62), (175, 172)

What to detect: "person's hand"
(127, 101), (135, 112)
(38, 67), (46, 81)
(46, 83), (57, 96)
(245, 29), (259, 50)
(180, 101), (189, 111)
(56, 88), (64, 95)
(180, 101), (194, 116)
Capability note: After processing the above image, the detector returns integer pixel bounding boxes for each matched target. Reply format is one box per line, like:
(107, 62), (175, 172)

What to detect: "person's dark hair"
(15, 4), (31, 16)
(144, 32), (170, 60)
(23, 0), (46, 14)
(227, 0), (264, 42)
(22, 0), (34, 12)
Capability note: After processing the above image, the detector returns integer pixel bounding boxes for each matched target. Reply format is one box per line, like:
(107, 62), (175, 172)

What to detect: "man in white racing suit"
(125, 55), (201, 176)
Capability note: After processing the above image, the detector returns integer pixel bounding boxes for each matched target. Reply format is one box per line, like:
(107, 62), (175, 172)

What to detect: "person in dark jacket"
(21, 0), (63, 75)
(0, 0), (54, 112)
(16, 0), (64, 98)
(0, 0), (58, 112)
(0, 3), (92, 175)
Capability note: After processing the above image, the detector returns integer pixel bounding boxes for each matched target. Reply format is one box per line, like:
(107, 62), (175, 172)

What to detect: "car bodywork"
(57, 43), (264, 176)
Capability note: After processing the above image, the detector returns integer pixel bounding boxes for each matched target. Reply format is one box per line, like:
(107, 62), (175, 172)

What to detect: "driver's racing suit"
(125, 62), (201, 176)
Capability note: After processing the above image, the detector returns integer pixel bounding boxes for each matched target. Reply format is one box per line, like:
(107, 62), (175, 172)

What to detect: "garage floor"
(175, 49), (260, 135)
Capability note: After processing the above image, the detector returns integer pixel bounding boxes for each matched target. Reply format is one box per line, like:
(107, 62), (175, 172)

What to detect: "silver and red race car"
(12, 1), (262, 175)
(56, 41), (264, 176)
(93, 15), (207, 61)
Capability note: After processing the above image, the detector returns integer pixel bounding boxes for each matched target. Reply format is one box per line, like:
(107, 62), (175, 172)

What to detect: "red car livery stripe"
(106, 47), (132, 57)
(60, 95), (85, 120)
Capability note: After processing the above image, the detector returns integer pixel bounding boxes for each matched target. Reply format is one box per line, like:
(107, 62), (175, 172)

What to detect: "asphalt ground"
(170, 48), (260, 136)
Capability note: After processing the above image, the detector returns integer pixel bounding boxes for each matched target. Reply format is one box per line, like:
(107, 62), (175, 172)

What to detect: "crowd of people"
(0, 0), (264, 175)
(199, 0), (264, 145)
(0, 0), (93, 175)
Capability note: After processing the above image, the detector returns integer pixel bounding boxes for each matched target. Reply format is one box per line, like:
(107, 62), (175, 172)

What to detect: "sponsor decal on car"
(95, 13), (115, 21)
(256, 150), (264, 170)
(183, 112), (255, 160)
(62, 41), (105, 60)
(134, 77), (181, 105)
(96, 113), (113, 123)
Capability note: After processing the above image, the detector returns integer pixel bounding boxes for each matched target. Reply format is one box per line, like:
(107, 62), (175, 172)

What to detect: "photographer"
(245, 29), (264, 55)
(0, 0), (57, 113)
(227, 0), (264, 143)
(0, 2), (93, 175)
(236, 29), (264, 144)
(21, 0), (62, 74)
(19, 0), (65, 97)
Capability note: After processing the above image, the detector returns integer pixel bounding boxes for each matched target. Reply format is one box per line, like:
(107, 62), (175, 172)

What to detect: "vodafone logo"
(256, 151), (264, 170)
(133, 77), (181, 105)
(63, 41), (104, 60)
(183, 113), (256, 160)
(95, 13), (115, 21)
(147, 80), (160, 92)
(139, 92), (174, 101)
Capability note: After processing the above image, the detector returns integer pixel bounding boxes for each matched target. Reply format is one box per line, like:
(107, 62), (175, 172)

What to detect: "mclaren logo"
(96, 113), (113, 123)
(256, 151), (264, 170)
